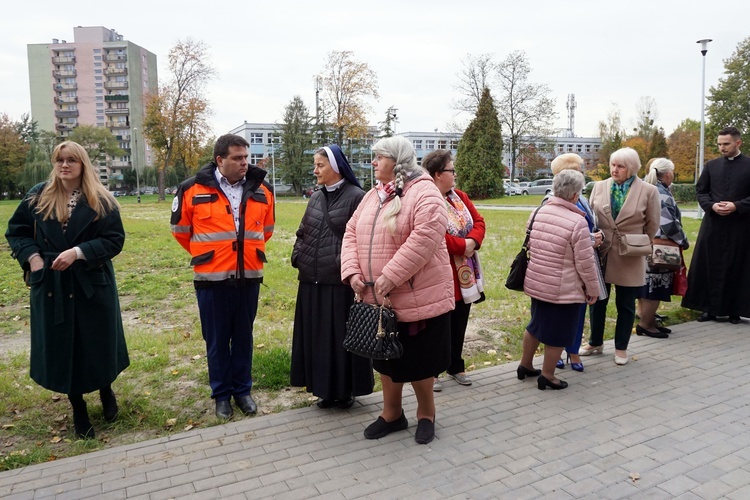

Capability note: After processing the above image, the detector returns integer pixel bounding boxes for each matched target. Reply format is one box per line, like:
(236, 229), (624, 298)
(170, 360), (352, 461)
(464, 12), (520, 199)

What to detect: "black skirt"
(526, 298), (582, 348)
(373, 311), (451, 383)
(290, 283), (374, 400)
(637, 270), (674, 302)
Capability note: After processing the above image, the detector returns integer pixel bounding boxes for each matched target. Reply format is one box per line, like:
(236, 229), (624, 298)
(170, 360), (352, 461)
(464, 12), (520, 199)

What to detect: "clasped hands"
(350, 274), (395, 299)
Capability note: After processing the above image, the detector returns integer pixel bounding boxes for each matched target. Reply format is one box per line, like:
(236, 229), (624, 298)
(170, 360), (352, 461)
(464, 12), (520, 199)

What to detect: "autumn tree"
(20, 129), (58, 192)
(452, 53), (496, 113)
(455, 88), (504, 199)
(707, 36), (750, 139)
(318, 50), (379, 145)
(278, 96), (314, 195)
(645, 127), (669, 176)
(496, 51), (557, 183)
(622, 136), (649, 173)
(0, 114), (30, 199)
(668, 118), (711, 182)
(143, 38), (215, 200)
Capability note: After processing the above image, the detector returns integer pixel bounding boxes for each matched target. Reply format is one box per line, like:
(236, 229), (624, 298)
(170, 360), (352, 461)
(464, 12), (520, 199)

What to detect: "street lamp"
(268, 140), (277, 204)
(132, 127), (141, 204)
(696, 38), (712, 219)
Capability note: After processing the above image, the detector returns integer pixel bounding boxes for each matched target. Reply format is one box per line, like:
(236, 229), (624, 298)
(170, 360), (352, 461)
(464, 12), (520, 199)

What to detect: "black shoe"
(337, 397), (355, 409)
(414, 418), (435, 445)
(729, 316), (742, 324)
(657, 326), (672, 334)
(215, 399), (233, 419)
(696, 312), (716, 322)
(72, 407), (95, 439)
(364, 411), (408, 439)
(316, 398), (336, 409)
(517, 365), (542, 380)
(635, 325), (669, 339)
(234, 394), (257, 415)
(100, 388), (119, 422)
(537, 375), (568, 391)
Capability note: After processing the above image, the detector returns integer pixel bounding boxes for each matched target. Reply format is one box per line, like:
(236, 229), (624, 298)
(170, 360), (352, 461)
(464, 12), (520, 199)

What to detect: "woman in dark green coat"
(5, 141), (129, 439)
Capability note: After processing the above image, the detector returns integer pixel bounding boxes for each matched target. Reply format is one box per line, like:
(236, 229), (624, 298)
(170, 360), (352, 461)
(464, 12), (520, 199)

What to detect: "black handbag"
(505, 206), (542, 291)
(344, 291), (403, 360)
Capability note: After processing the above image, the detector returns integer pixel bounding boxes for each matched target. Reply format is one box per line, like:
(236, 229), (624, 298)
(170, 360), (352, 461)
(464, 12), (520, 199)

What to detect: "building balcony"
(105, 107), (129, 115)
(105, 54), (127, 62)
(106, 121), (128, 129)
(105, 67), (128, 76)
(110, 160), (131, 168)
(104, 81), (129, 90)
(54, 96), (78, 104)
(55, 110), (79, 118)
(105, 94), (129, 102)
(52, 56), (76, 64)
(53, 70), (77, 78)
(54, 83), (77, 91)
(55, 123), (75, 131)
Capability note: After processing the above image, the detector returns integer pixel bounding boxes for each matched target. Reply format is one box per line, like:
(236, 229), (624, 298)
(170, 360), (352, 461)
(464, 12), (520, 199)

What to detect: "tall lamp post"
(268, 139), (277, 204)
(132, 127), (141, 204)
(696, 38), (712, 219)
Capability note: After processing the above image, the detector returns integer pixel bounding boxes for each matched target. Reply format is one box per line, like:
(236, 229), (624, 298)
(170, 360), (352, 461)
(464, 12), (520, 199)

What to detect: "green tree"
(68, 124), (124, 161)
(19, 129), (58, 192)
(596, 105), (624, 178)
(318, 50), (379, 145)
(278, 96), (314, 195)
(455, 88), (504, 199)
(496, 51), (557, 182)
(647, 127), (669, 175)
(707, 36), (750, 139)
(0, 114), (31, 199)
(143, 38), (215, 200)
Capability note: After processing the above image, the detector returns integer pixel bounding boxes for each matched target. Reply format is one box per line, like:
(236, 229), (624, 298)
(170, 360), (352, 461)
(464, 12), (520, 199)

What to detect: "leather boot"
(100, 386), (119, 422)
(68, 394), (95, 439)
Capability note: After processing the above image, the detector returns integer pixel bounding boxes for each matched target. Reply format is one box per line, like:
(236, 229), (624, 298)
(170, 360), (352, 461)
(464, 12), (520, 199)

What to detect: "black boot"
(68, 394), (95, 439)
(99, 386), (119, 422)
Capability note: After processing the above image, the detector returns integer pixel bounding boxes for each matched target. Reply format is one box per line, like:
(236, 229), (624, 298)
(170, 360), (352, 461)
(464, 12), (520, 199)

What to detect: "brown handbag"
(649, 238), (682, 271)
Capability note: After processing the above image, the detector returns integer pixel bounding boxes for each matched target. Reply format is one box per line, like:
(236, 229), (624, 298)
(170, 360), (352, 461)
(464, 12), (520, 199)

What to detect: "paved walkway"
(1, 318), (748, 499)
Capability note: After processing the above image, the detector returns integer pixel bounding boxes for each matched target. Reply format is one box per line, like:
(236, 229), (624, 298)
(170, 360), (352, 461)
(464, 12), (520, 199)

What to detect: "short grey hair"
(553, 169), (585, 202)
(643, 158), (674, 185)
(609, 147), (641, 177)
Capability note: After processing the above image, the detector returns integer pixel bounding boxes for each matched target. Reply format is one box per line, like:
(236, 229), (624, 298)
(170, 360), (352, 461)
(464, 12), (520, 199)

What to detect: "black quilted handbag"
(505, 206), (542, 291)
(344, 294), (402, 360)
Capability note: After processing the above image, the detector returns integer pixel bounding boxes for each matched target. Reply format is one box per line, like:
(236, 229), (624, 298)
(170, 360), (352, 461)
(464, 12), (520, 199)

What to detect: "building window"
(96, 102), (103, 108)
(267, 133), (278, 144)
(425, 140), (435, 150)
(585, 144), (591, 153)
(95, 69), (102, 74)
(438, 140), (447, 149)
(94, 55), (102, 60)
(576, 144), (582, 153)
(250, 153), (263, 164)
(450, 139), (459, 150)
(94, 49), (101, 53)
(96, 96), (103, 101)
(250, 133), (263, 144)
(566, 144), (573, 152)
(96, 89), (103, 94)
(413, 140), (423, 150)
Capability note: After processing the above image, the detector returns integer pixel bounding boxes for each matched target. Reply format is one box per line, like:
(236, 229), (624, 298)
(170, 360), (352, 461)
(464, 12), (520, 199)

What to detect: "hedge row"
(671, 183), (698, 203)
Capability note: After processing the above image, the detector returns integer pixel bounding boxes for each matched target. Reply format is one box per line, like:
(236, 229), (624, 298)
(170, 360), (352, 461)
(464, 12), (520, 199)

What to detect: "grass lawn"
(0, 194), (702, 470)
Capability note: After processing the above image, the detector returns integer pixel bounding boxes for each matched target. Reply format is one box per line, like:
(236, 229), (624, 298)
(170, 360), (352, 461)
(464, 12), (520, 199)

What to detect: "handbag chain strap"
(523, 206), (543, 254)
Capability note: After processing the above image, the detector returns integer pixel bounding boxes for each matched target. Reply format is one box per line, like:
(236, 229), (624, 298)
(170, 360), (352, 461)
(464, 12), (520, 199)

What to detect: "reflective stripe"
(242, 230), (265, 241)
(171, 224), (191, 233)
(194, 269), (264, 281)
(264, 225), (274, 233)
(190, 231), (236, 243)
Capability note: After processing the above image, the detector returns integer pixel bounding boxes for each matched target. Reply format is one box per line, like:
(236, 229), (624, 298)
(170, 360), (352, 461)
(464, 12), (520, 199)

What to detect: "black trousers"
(443, 300), (472, 376)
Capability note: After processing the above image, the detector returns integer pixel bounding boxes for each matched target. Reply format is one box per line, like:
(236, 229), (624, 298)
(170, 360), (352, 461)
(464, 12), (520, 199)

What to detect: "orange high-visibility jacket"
(171, 163), (275, 286)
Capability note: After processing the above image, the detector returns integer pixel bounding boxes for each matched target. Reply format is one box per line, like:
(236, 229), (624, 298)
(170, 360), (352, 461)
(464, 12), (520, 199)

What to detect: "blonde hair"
(643, 158), (674, 185)
(371, 136), (421, 233)
(33, 141), (119, 222)
(550, 153), (583, 174)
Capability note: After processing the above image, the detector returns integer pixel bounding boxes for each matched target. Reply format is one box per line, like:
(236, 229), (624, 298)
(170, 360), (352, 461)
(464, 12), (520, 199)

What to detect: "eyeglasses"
(441, 169), (456, 175)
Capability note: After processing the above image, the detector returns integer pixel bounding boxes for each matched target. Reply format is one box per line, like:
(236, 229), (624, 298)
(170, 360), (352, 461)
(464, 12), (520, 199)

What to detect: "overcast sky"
(2, 1), (748, 140)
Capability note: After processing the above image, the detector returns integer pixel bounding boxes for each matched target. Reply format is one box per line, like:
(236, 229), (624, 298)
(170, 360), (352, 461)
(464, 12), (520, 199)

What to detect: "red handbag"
(673, 249), (687, 297)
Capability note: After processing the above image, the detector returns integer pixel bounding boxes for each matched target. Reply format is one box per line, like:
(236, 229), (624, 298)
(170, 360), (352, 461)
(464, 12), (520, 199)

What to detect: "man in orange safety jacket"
(171, 134), (274, 419)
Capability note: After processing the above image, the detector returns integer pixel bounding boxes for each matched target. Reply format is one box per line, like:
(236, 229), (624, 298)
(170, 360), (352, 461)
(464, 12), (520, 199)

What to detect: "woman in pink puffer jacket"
(341, 136), (454, 445)
(516, 170), (601, 391)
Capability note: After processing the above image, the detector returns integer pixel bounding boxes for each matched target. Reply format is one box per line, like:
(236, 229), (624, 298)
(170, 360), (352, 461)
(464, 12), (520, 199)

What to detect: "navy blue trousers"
(196, 284), (259, 401)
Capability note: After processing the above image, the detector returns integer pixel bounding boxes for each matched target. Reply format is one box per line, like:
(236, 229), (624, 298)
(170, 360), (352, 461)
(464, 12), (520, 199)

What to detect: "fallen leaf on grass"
(467, 364), (476, 370)
(255, 343), (265, 349)
(4, 440), (13, 447)
(487, 349), (497, 356)
(51, 395), (61, 402)
(50, 436), (62, 444)
(483, 361), (492, 366)
(629, 472), (640, 482)
(165, 418), (177, 427)
(504, 352), (513, 360)
(184, 425), (194, 431)
(2, 424), (15, 430)
(191, 355), (202, 360)
(171, 370), (179, 375)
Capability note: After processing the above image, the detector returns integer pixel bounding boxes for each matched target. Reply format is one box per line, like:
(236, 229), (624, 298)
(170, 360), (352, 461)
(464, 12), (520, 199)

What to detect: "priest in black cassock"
(682, 126), (750, 324)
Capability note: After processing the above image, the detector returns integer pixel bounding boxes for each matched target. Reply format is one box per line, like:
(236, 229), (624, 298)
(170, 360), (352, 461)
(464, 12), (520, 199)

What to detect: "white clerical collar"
(727, 150), (742, 161)
(325, 178), (346, 191)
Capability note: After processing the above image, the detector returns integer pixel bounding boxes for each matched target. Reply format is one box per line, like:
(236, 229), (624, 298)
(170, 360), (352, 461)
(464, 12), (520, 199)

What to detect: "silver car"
(524, 178), (553, 195)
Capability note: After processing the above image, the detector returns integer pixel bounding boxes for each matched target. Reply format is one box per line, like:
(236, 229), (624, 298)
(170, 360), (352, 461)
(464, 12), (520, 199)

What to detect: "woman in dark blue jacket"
(290, 145), (373, 408)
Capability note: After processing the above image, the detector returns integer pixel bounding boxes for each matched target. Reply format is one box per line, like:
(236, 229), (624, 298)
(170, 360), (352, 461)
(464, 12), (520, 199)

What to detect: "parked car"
(524, 178), (553, 195)
(505, 182), (523, 196)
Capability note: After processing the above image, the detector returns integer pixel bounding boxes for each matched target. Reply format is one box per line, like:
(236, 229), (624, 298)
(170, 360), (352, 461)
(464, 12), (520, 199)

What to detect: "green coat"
(5, 184), (130, 394)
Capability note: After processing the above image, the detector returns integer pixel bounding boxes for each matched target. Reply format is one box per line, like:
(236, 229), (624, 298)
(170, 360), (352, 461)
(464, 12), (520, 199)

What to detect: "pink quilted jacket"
(341, 173), (455, 322)
(524, 197), (601, 303)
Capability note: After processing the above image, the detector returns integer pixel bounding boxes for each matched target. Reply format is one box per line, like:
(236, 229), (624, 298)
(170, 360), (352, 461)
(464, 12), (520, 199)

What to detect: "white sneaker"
(433, 378), (443, 392)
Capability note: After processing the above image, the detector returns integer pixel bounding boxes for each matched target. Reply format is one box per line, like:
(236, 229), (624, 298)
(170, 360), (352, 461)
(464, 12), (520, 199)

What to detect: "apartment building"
(27, 26), (157, 188)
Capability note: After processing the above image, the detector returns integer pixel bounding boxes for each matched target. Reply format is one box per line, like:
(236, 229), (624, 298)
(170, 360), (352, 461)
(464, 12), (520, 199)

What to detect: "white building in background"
(27, 26), (158, 189)
(228, 122), (602, 192)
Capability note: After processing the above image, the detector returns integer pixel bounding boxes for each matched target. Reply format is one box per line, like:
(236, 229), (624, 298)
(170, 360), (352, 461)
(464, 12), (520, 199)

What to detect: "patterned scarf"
(62, 188), (82, 233)
(376, 180), (396, 203)
(445, 190), (484, 304)
(610, 177), (634, 219)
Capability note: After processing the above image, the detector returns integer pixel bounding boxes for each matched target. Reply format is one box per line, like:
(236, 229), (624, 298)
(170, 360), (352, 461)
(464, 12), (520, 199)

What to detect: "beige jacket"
(589, 177), (660, 287)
